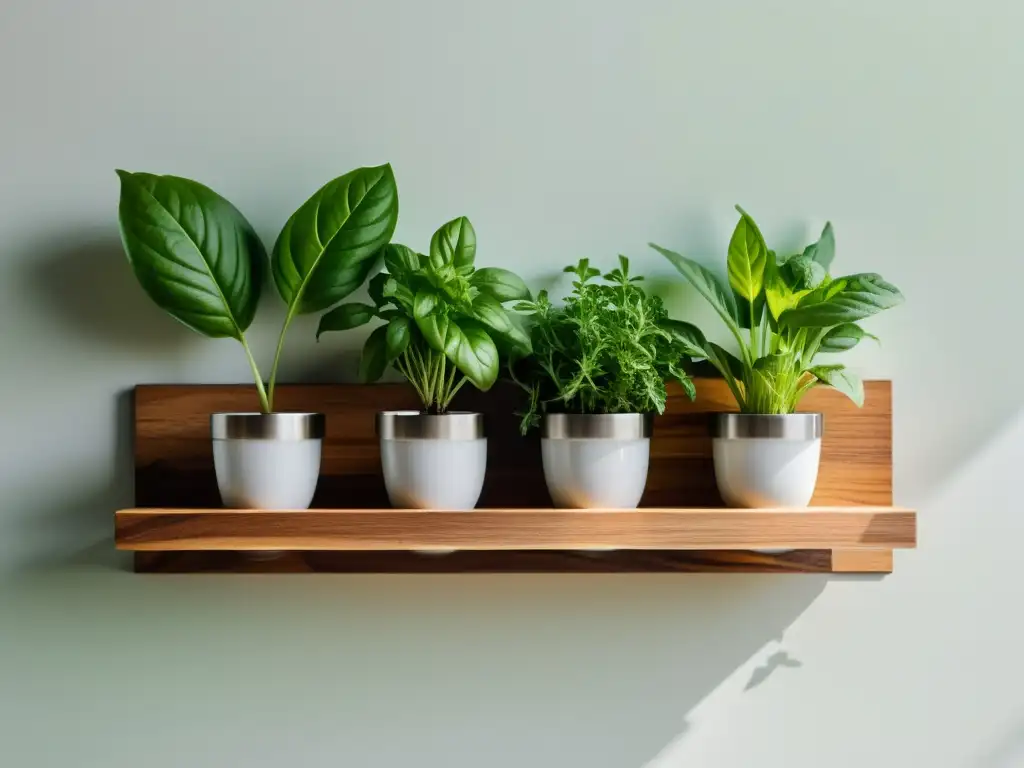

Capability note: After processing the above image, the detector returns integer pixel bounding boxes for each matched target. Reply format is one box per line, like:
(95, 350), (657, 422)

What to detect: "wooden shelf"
(115, 507), (915, 574)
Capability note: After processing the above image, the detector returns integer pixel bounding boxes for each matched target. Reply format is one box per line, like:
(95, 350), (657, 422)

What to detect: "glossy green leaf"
(650, 244), (740, 333)
(413, 291), (439, 319)
(359, 325), (389, 383)
(453, 319), (500, 390)
(315, 302), (376, 339)
(819, 323), (877, 353)
(116, 170), (264, 339)
(383, 278), (415, 311)
(429, 216), (476, 269)
(470, 267), (531, 303)
(384, 243), (421, 277)
(272, 164), (399, 315)
(473, 294), (530, 353)
(416, 312), (458, 357)
(780, 273), (904, 328)
(727, 206), (768, 302)
(810, 365), (864, 406)
(385, 315), (411, 361)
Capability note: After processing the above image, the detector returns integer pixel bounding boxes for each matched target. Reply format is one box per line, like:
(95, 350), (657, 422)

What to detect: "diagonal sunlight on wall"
(641, 410), (1024, 768)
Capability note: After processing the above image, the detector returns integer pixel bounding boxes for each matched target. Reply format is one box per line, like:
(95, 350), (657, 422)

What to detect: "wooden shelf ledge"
(115, 507), (915, 573)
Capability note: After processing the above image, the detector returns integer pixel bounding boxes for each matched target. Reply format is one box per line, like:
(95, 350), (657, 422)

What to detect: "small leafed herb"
(651, 206), (904, 414)
(511, 256), (695, 434)
(317, 216), (531, 413)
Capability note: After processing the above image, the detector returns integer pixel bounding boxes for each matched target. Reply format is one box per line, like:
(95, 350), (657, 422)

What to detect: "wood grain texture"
(116, 507), (915, 551)
(132, 548), (890, 574)
(133, 379), (893, 509)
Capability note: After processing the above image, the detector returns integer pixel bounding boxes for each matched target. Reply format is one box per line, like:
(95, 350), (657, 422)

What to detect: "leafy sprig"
(317, 216), (531, 413)
(511, 256), (695, 433)
(651, 206), (904, 414)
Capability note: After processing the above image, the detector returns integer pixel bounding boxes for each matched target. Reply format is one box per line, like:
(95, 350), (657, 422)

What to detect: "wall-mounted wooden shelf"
(120, 380), (914, 574)
(115, 506), (915, 573)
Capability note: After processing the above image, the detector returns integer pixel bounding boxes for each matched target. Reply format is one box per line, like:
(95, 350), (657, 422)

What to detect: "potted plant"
(511, 257), (695, 509)
(651, 206), (904, 508)
(317, 216), (530, 509)
(117, 164), (399, 509)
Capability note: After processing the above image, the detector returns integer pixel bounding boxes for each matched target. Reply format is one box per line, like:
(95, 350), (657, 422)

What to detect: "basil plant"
(650, 206), (904, 414)
(317, 216), (531, 413)
(116, 165), (399, 412)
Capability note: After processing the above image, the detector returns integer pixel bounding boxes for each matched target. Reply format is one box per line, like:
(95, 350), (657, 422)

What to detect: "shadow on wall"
(0, 564), (824, 768)
(21, 231), (191, 351)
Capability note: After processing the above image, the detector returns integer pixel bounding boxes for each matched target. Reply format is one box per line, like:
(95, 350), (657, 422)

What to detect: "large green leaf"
(470, 267), (531, 302)
(810, 365), (864, 406)
(413, 291), (439, 319)
(315, 302), (376, 339)
(727, 206), (768, 303)
(429, 216), (476, 269)
(819, 323), (877, 353)
(116, 170), (264, 339)
(272, 164), (398, 315)
(452, 319), (499, 390)
(359, 325), (389, 383)
(783, 254), (827, 291)
(650, 244), (741, 333)
(780, 273), (904, 328)
(416, 312), (458, 357)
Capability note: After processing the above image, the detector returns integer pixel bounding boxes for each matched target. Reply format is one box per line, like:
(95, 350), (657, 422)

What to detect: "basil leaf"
(385, 316), (411, 361)
(453, 319), (499, 390)
(116, 171), (264, 339)
(470, 267), (531, 303)
(429, 216), (476, 269)
(383, 243), (420, 277)
(315, 302), (376, 339)
(359, 325), (389, 383)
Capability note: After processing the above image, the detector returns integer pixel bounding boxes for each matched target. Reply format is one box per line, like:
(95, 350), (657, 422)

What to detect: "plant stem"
(239, 336), (270, 413)
(266, 309), (297, 413)
(749, 298), (757, 358)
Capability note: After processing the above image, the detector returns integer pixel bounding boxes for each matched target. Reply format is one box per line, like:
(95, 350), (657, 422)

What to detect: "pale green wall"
(1, 1), (1021, 766)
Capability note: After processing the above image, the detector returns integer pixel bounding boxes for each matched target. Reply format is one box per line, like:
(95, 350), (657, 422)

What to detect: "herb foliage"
(511, 256), (695, 433)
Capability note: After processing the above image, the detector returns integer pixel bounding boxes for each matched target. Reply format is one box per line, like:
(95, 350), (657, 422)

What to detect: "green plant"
(510, 256), (695, 433)
(116, 164), (399, 412)
(650, 206), (904, 414)
(316, 216), (531, 413)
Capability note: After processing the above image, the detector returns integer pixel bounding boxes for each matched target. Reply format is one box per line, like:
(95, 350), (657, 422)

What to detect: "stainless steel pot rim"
(542, 412), (654, 440)
(712, 412), (823, 440)
(376, 410), (485, 441)
(211, 412), (325, 441)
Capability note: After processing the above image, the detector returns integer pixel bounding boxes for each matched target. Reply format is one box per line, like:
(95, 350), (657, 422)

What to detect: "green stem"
(749, 298), (758, 358)
(239, 336), (270, 413)
(266, 309), (297, 413)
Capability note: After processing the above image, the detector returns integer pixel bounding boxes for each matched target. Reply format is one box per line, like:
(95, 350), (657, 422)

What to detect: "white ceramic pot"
(711, 413), (823, 509)
(541, 413), (652, 509)
(211, 412), (324, 510)
(376, 411), (487, 510)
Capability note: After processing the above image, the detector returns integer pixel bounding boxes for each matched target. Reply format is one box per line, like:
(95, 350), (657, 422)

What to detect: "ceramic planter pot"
(711, 413), (823, 508)
(541, 413), (653, 509)
(376, 411), (487, 510)
(211, 412), (325, 510)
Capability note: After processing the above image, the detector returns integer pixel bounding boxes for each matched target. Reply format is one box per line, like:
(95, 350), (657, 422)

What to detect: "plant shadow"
(20, 230), (193, 352)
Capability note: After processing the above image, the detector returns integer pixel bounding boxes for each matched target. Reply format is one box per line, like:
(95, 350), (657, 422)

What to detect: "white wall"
(0, 1), (1020, 766)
